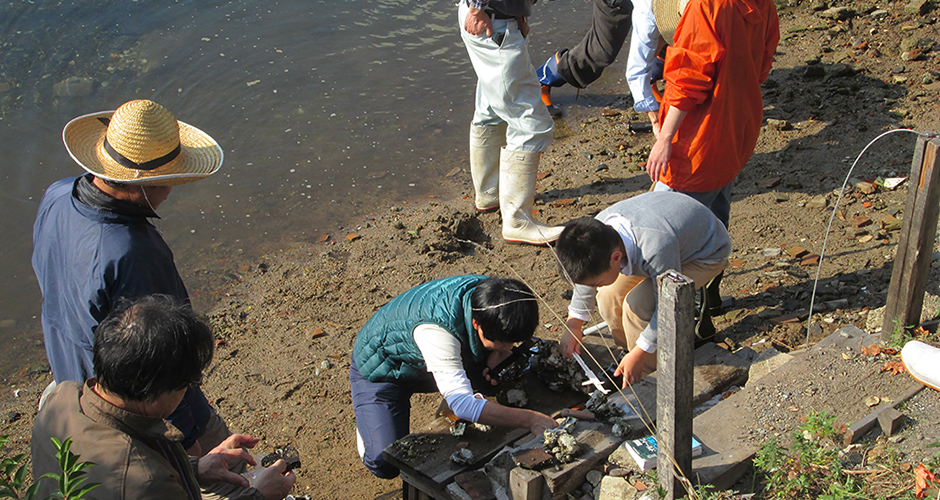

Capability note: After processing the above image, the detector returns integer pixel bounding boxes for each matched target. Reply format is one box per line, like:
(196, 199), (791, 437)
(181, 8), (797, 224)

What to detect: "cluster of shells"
(585, 390), (638, 438)
(543, 417), (582, 463)
(528, 339), (592, 394)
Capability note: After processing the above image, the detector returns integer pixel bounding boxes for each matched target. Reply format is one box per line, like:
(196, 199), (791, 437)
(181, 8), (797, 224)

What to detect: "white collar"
(602, 213), (635, 274)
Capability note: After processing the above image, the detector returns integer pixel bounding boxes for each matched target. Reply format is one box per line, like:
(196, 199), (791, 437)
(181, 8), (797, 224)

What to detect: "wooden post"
(882, 135), (940, 339)
(657, 271), (696, 499)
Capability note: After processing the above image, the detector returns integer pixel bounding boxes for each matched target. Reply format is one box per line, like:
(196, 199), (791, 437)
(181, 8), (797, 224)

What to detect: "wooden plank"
(538, 422), (623, 499)
(883, 136), (940, 338)
(843, 381), (923, 445)
(656, 271), (696, 500)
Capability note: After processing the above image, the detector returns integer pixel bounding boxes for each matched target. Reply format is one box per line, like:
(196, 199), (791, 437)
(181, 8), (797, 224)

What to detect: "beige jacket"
(31, 381), (263, 500)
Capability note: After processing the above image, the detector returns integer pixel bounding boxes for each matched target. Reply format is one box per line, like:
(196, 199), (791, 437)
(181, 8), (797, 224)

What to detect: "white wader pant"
(458, 1), (553, 153)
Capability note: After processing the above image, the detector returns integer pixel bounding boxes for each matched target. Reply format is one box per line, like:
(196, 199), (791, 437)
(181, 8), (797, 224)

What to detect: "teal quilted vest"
(353, 275), (490, 383)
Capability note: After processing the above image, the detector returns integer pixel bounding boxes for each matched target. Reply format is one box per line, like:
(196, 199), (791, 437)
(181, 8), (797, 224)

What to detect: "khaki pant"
(596, 259), (728, 377)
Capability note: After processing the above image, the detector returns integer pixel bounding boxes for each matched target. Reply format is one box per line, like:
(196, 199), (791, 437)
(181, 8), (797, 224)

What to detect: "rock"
(597, 476), (638, 500)
(607, 443), (634, 468)
(818, 6), (855, 19)
(904, 0), (930, 15)
(320, 359), (332, 370)
(880, 214), (902, 231)
(853, 180), (877, 194)
(7, 411), (21, 423)
(581, 194), (600, 206)
(53, 76), (94, 97)
(828, 63), (855, 77)
(766, 118), (793, 130)
(803, 65), (826, 79)
(806, 195), (828, 209)
(901, 49), (925, 61)
(870, 9), (889, 18)
(774, 192), (790, 203)
(761, 247), (782, 257)
(586, 469), (604, 486)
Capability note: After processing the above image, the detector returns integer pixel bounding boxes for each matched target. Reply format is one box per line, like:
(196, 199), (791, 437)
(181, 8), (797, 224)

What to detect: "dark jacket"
(31, 176), (188, 383)
(353, 275), (490, 384)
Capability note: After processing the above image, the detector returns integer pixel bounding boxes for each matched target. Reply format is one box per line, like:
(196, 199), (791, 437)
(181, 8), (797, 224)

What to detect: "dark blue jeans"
(349, 356), (436, 479)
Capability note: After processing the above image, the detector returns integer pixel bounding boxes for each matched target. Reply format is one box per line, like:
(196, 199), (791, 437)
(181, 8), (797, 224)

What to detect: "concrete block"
(596, 476), (638, 500)
(745, 349), (793, 387)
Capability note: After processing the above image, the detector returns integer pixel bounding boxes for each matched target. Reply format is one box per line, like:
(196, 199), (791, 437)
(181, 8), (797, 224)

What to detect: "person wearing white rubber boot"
(500, 149), (564, 244)
(470, 123), (506, 211)
(459, 0), (562, 245)
(901, 340), (940, 391)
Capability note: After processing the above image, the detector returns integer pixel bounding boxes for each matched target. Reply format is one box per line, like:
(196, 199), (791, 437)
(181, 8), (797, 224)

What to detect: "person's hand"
(613, 347), (652, 388)
(516, 16), (529, 37)
(482, 349), (514, 385)
(646, 135), (671, 183)
(560, 318), (584, 357)
(464, 6), (493, 36)
(251, 460), (297, 500)
(197, 434), (259, 487)
(526, 411), (558, 436)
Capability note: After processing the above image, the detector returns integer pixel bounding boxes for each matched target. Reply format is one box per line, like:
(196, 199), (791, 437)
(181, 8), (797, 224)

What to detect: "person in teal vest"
(350, 275), (558, 478)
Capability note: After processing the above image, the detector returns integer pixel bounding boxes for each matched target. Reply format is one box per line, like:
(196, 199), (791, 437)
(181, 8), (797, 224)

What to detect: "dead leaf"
(861, 344), (882, 356)
(634, 480), (647, 491)
(883, 347), (899, 356)
(915, 463), (938, 498)
(882, 360), (905, 375)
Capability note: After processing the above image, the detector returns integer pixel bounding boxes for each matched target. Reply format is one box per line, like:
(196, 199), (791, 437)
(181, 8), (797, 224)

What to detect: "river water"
(0, 0), (613, 379)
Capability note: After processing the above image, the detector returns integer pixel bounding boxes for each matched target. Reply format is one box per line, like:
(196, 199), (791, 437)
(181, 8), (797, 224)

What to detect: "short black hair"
(556, 217), (622, 283)
(470, 277), (539, 343)
(93, 295), (214, 402)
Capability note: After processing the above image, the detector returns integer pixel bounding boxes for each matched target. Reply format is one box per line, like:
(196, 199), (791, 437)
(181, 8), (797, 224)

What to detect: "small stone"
(581, 195), (600, 206)
(806, 195), (828, 209)
(853, 216), (873, 228)
(766, 118), (792, 130)
(904, 0), (930, 15)
(7, 411), (21, 423)
(586, 470), (604, 486)
(818, 6), (855, 20)
(774, 192), (790, 203)
(901, 49), (925, 61)
(853, 181), (877, 194)
(870, 9), (889, 18)
(865, 395), (881, 407)
(761, 247), (782, 257)
(319, 359), (332, 370)
(597, 476), (638, 500)
(346, 233), (361, 242)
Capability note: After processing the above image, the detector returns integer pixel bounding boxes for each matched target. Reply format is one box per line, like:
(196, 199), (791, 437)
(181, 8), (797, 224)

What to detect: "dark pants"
(349, 357), (437, 479)
(557, 0), (634, 89)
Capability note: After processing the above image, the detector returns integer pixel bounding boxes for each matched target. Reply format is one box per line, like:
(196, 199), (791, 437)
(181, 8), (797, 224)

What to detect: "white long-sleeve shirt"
(413, 324), (487, 422)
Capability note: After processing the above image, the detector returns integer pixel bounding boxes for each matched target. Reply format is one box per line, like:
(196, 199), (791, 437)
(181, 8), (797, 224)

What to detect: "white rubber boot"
(498, 148), (563, 245)
(470, 124), (507, 211)
(901, 340), (940, 391)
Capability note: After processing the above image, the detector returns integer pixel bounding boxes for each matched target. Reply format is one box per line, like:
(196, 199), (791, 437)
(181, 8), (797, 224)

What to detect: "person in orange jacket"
(645, 0), (779, 329)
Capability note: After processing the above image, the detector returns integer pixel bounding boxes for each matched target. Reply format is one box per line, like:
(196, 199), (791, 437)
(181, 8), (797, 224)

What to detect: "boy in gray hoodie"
(556, 191), (731, 387)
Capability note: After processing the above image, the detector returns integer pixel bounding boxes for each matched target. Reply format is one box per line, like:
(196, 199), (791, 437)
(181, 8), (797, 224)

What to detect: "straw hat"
(654, 0), (691, 46)
(62, 99), (223, 186)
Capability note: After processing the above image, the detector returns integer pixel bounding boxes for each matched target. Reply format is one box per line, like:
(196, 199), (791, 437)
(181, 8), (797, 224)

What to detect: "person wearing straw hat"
(31, 99), (227, 456)
(644, 0), (778, 327)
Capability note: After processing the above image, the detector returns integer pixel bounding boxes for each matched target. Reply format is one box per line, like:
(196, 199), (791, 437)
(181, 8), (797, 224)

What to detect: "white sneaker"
(901, 340), (940, 391)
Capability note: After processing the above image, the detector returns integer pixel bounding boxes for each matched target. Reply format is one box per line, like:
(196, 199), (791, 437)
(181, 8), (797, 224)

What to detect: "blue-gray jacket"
(31, 176), (188, 383)
(353, 275), (490, 384)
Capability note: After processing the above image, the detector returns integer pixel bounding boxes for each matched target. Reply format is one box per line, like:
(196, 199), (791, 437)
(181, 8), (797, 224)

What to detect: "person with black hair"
(555, 191), (731, 388)
(350, 275), (558, 478)
(31, 295), (297, 500)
